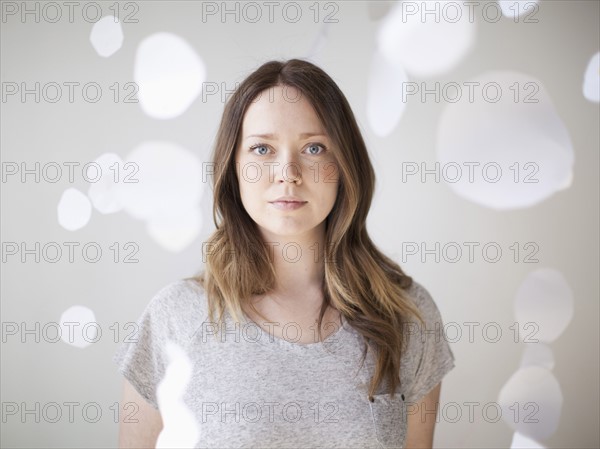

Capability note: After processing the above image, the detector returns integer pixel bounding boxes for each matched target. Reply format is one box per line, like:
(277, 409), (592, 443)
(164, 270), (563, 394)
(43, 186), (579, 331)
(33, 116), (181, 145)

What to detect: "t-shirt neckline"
(238, 308), (351, 353)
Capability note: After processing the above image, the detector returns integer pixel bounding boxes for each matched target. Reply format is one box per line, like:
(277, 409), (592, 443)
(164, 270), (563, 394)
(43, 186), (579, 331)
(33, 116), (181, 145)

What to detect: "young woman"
(114, 59), (455, 448)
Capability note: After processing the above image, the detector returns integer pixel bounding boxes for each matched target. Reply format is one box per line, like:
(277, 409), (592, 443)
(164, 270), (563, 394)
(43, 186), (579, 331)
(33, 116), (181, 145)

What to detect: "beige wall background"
(1, 1), (598, 447)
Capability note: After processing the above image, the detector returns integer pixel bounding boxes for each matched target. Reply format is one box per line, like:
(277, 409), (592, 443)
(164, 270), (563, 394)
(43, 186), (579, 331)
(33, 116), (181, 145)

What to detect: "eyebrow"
(244, 132), (328, 140)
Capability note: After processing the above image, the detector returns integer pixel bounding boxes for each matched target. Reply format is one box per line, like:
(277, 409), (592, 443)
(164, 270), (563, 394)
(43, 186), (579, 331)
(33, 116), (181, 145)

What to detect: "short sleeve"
(112, 279), (203, 410)
(404, 282), (456, 404)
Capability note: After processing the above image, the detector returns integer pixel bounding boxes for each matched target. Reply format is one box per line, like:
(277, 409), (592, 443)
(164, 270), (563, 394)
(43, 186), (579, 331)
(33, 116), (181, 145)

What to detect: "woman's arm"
(404, 382), (442, 449)
(118, 378), (164, 448)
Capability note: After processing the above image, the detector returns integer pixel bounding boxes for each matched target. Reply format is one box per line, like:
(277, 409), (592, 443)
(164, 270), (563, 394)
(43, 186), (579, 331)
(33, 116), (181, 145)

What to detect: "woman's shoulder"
(403, 278), (445, 323)
(144, 277), (208, 317)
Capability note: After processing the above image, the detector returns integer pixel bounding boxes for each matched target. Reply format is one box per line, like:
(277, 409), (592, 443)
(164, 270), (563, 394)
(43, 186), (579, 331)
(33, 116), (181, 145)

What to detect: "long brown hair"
(186, 58), (424, 400)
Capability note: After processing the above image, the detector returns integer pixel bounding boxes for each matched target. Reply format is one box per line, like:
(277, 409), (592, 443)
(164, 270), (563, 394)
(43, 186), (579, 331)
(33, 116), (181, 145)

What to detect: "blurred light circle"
(436, 71), (574, 210)
(498, 0), (540, 18)
(134, 32), (206, 119)
(116, 141), (203, 221)
(555, 169), (573, 191)
(519, 343), (554, 371)
(583, 51), (599, 103)
(156, 341), (201, 448)
(146, 206), (203, 253)
(511, 431), (546, 448)
(87, 152), (124, 214)
(90, 15), (123, 57)
(498, 366), (562, 440)
(377, 0), (476, 77)
(367, 51), (409, 137)
(514, 268), (574, 343)
(60, 305), (97, 349)
(57, 188), (92, 231)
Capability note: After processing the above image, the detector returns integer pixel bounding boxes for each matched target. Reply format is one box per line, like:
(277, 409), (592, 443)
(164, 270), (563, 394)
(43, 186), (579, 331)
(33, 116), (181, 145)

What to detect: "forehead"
(241, 85), (325, 136)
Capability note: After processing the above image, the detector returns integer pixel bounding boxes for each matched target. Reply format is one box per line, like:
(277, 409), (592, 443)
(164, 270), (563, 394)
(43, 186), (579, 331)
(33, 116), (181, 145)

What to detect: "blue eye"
(248, 143), (327, 155)
(249, 144), (270, 155)
(306, 144), (326, 155)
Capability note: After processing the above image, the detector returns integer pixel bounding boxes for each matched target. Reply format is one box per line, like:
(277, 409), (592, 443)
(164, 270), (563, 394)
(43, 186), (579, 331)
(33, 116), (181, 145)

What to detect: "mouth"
(269, 200), (308, 210)
(269, 201), (307, 204)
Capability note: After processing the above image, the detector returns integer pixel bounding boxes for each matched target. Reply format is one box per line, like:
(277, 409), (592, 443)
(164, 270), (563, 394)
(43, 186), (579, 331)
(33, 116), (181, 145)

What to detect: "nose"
(274, 149), (303, 184)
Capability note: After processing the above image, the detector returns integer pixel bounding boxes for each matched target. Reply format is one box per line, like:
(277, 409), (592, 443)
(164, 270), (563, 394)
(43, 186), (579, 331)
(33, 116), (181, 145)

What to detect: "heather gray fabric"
(113, 278), (455, 448)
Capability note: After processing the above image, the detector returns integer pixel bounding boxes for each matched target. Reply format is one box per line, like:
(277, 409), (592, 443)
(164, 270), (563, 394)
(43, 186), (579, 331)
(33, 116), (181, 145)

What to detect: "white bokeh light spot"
(134, 32), (206, 119)
(367, 51), (409, 137)
(87, 152), (125, 214)
(146, 206), (203, 253)
(498, 366), (562, 440)
(57, 188), (92, 231)
(60, 305), (98, 349)
(116, 141), (203, 220)
(90, 15), (124, 58)
(156, 341), (201, 448)
(436, 71), (574, 210)
(514, 268), (574, 343)
(511, 431), (547, 448)
(377, 0), (476, 78)
(114, 141), (204, 251)
(519, 343), (555, 371)
(498, 0), (540, 18)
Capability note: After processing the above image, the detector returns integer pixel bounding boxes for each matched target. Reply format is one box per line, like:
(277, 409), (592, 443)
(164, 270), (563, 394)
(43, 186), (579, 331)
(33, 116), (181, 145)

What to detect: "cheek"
(315, 162), (340, 192)
(240, 160), (269, 184)
(317, 160), (339, 185)
(328, 183), (340, 206)
(238, 169), (268, 207)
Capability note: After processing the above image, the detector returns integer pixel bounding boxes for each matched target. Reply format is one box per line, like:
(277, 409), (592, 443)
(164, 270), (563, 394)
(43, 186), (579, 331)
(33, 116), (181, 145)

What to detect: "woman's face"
(235, 85), (340, 240)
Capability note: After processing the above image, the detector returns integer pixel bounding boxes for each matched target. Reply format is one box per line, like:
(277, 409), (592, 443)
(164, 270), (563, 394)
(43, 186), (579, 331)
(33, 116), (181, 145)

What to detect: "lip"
(271, 196), (306, 202)
(269, 201), (307, 211)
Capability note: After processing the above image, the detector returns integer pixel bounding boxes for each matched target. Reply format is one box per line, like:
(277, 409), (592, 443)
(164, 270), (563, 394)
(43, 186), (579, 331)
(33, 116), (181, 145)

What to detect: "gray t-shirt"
(112, 278), (455, 448)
